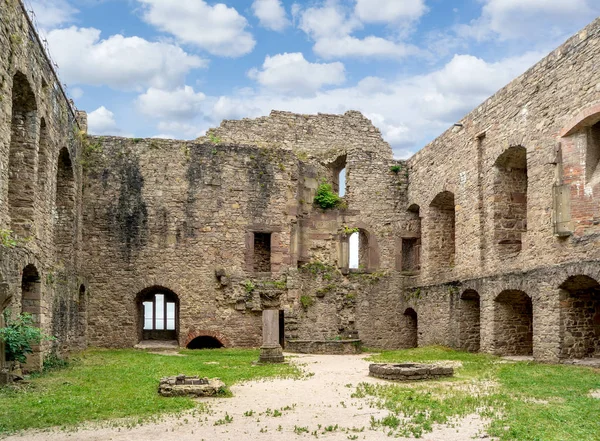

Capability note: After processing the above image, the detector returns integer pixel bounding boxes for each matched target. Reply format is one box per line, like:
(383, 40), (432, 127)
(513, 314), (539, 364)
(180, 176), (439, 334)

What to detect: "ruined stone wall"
(82, 138), (301, 347)
(400, 18), (600, 362)
(0, 0), (85, 369)
(407, 18), (600, 285)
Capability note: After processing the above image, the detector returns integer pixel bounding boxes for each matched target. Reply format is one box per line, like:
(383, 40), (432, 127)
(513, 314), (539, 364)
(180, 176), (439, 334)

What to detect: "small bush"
(314, 182), (342, 209)
(390, 165), (402, 174)
(0, 310), (54, 363)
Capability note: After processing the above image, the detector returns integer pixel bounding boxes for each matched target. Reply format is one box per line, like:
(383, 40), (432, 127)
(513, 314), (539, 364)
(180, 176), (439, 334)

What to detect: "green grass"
(0, 348), (300, 435)
(360, 347), (600, 440)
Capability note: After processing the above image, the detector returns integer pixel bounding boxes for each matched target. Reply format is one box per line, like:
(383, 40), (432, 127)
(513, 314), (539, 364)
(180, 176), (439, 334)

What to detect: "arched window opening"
(21, 264), (41, 325)
(402, 204), (421, 272)
(78, 284), (86, 313)
(559, 275), (600, 359)
(137, 288), (179, 342)
(494, 146), (527, 256)
(349, 232), (359, 269)
(8, 72), (38, 237)
(37, 118), (50, 195)
(493, 290), (532, 356)
(428, 191), (456, 269)
(328, 155), (347, 197)
(55, 148), (76, 262)
(459, 290), (480, 352)
(21, 264), (42, 370)
(585, 121), (600, 182)
(403, 308), (418, 348)
(187, 336), (224, 350)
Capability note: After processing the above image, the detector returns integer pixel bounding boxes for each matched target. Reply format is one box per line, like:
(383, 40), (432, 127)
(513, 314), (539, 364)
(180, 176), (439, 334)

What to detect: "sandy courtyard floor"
(5, 353), (490, 441)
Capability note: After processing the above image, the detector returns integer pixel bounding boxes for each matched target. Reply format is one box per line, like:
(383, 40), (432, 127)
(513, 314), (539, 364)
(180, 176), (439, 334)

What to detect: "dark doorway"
(403, 308), (418, 348)
(279, 310), (285, 349)
(187, 336), (224, 349)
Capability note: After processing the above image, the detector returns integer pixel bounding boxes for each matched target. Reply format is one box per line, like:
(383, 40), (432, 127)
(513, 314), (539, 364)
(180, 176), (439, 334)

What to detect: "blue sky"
(26, 0), (600, 158)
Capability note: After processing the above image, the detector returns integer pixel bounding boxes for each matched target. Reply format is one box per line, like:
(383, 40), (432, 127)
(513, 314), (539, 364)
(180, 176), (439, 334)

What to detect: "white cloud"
(88, 106), (117, 135)
(297, 1), (420, 60)
(252, 0), (290, 32)
(298, 2), (359, 39)
(200, 50), (544, 157)
(46, 27), (206, 91)
(248, 53), (345, 95)
(30, 0), (78, 29)
(136, 86), (206, 120)
(314, 35), (419, 60)
(69, 87), (84, 99)
(154, 121), (207, 139)
(137, 0), (255, 57)
(355, 0), (426, 24)
(458, 0), (599, 42)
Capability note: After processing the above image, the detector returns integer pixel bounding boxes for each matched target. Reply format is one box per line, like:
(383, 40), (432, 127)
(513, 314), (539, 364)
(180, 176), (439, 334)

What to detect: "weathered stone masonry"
(0, 0), (85, 374)
(1, 0), (600, 371)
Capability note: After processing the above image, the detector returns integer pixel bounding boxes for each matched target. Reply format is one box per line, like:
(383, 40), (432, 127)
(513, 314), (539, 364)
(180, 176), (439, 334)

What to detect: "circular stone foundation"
(369, 363), (454, 381)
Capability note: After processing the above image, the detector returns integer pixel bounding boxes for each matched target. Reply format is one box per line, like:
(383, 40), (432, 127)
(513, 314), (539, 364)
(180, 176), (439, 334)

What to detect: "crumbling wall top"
(200, 110), (393, 161)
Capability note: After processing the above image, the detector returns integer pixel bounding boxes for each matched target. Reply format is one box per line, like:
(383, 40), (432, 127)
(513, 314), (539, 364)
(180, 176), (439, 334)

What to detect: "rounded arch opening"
(55, 147), (76, 263)
(459, 290), (480, 352)
(493, 290), (532, 356)
(559, 275), (600, 359)
(403, 308), (418, 349)
(136, 286), (179, 342)
(428, 191), (456, 269)
(493, 146), (527, 256)
(187, 336), (224, 350)
(8, 72), (38, 238)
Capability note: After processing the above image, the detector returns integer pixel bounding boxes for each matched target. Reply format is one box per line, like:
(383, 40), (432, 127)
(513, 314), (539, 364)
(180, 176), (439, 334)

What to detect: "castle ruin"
(1, 0), (600, 375)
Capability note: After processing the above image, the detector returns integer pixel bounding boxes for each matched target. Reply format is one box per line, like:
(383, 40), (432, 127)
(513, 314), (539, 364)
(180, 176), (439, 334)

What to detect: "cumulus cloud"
(314, 35), (419, 60)
(137, 0), (255, 57)
(458, 0), (600, 42)
(30, 0), (78, 29)
(248, 53), (345, 95)
(252, 0), (290, 32)
(88, 106), (117, 135)
(199, 50), (545, 158)
(354, 0), (426, 24)
(46, 27), (206, 91)
(136, 86), (206, 120)
(297, 1), (420, 60)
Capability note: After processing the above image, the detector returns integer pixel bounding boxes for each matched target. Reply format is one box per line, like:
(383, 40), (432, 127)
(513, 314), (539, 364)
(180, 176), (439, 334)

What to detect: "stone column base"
(258, 345), (284, 363)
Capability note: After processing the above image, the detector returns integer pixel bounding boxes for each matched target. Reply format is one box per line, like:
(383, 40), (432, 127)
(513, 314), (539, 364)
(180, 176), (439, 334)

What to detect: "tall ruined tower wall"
(0, 0), (86, 372)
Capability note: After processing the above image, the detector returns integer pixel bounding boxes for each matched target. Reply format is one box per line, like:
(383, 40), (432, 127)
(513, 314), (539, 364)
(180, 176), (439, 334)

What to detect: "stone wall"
(0, 0), (85, 370)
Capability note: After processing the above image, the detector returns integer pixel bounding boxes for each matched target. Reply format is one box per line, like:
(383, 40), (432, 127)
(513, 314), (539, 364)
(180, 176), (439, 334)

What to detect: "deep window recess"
(141, 292), (177, 340)
(401, 238), (421, 272)
(254, 232), (272, 272)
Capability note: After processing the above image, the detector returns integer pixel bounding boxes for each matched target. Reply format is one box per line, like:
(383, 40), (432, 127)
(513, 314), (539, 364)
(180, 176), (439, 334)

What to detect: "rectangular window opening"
(402, 238), (421, 272)
(254, 232), (272, 272)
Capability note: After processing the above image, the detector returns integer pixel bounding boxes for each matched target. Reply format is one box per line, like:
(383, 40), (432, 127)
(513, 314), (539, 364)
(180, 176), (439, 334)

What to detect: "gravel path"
(6, 353), (489, 441)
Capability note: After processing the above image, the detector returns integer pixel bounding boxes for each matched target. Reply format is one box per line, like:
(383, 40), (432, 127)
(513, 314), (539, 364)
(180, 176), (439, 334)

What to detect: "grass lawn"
(0, 348), (301, 435)
(361, 347), (600, 440)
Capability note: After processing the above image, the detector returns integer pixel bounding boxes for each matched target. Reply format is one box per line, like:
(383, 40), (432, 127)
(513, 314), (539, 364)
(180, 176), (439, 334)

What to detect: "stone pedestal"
(258, 309), (284, 363)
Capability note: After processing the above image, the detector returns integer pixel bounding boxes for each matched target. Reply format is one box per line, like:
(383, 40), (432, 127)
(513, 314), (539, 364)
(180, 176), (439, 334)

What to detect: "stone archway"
(459, 289), (481, 352)
(559, 275), (600, 359)
(403, 308), (418, 348)
(187, 336), (224, 349)
(493, 290), (533, 356)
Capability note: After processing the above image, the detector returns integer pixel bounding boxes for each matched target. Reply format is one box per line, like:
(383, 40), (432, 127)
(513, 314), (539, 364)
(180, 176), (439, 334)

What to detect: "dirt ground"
(5, 353), (490, 441)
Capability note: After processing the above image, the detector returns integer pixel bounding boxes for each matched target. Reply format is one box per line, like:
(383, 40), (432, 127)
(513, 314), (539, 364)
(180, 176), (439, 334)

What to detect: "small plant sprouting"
(214, 413), (233, 425)
(208, 132), (222, 144)
(243, 410), (254, 417)
(340, 225), (359, 236)
(242, 280), (256, 293)
(390, 164), (402, 174)
(0, 229), (17, 248)
(294, 426), (309, 434)
(300, 295), (314, 310)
